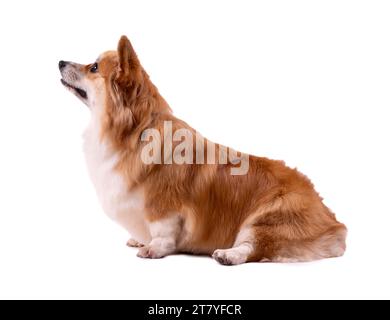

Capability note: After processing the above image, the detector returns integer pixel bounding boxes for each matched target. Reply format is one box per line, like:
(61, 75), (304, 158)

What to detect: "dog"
(59, 35), (347, 264)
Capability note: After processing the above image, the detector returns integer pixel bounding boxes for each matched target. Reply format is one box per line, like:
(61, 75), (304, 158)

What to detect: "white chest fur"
(82, 115), (151, 244)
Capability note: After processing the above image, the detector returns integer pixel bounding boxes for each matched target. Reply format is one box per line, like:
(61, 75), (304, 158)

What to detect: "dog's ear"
(117, 35), (140, 80)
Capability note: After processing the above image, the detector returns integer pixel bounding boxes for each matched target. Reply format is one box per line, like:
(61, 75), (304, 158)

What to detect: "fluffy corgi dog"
(59, 35), (347, 264)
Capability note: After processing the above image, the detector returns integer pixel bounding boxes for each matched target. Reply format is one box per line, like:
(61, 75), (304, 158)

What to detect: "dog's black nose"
(58, 60), (67, 70)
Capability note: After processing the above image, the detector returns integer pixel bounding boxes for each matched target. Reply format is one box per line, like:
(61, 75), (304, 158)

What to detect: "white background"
(0, 0), (389, 299)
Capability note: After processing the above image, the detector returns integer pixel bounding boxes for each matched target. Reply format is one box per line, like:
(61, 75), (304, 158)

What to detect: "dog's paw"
(212, 248), (246, 266)
(137, 246), (165, 259)
(126, 238), (144, 248)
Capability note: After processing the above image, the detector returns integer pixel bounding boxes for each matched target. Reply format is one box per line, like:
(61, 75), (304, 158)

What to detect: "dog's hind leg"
(212, 227), (255, 265)
(212, 221), (347, 265)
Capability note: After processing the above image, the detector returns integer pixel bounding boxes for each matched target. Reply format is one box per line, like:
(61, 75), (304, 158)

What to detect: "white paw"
(126, 238), (144, 248)
(136, 246), (165, 259)
(212, 248), (247, 265)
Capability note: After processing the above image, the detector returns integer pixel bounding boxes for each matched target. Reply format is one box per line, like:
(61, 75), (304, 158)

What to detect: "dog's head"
(59, 35), (144, 110)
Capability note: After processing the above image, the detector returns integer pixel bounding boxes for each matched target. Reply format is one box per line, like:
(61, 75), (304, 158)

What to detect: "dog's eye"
(90, 63), (98, 73)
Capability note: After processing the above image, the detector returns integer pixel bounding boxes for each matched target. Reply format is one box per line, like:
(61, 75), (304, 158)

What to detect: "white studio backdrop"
(0, 0), (389, 299)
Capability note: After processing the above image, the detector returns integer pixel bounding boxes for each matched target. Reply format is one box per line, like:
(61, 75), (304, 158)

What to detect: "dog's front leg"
(137, 215), (181, 259)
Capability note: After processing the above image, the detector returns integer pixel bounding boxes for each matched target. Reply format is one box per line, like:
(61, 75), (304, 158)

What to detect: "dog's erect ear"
(117, 35), (140, 80)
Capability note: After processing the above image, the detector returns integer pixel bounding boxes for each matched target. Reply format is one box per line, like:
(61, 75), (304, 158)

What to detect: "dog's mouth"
(61, 79), (87, 99)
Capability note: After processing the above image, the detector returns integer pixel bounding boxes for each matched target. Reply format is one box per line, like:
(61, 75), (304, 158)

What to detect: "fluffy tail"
(274, 224), (347, 263)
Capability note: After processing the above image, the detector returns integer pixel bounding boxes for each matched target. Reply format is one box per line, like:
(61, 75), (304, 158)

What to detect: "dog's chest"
(82, 122), (151, 244)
